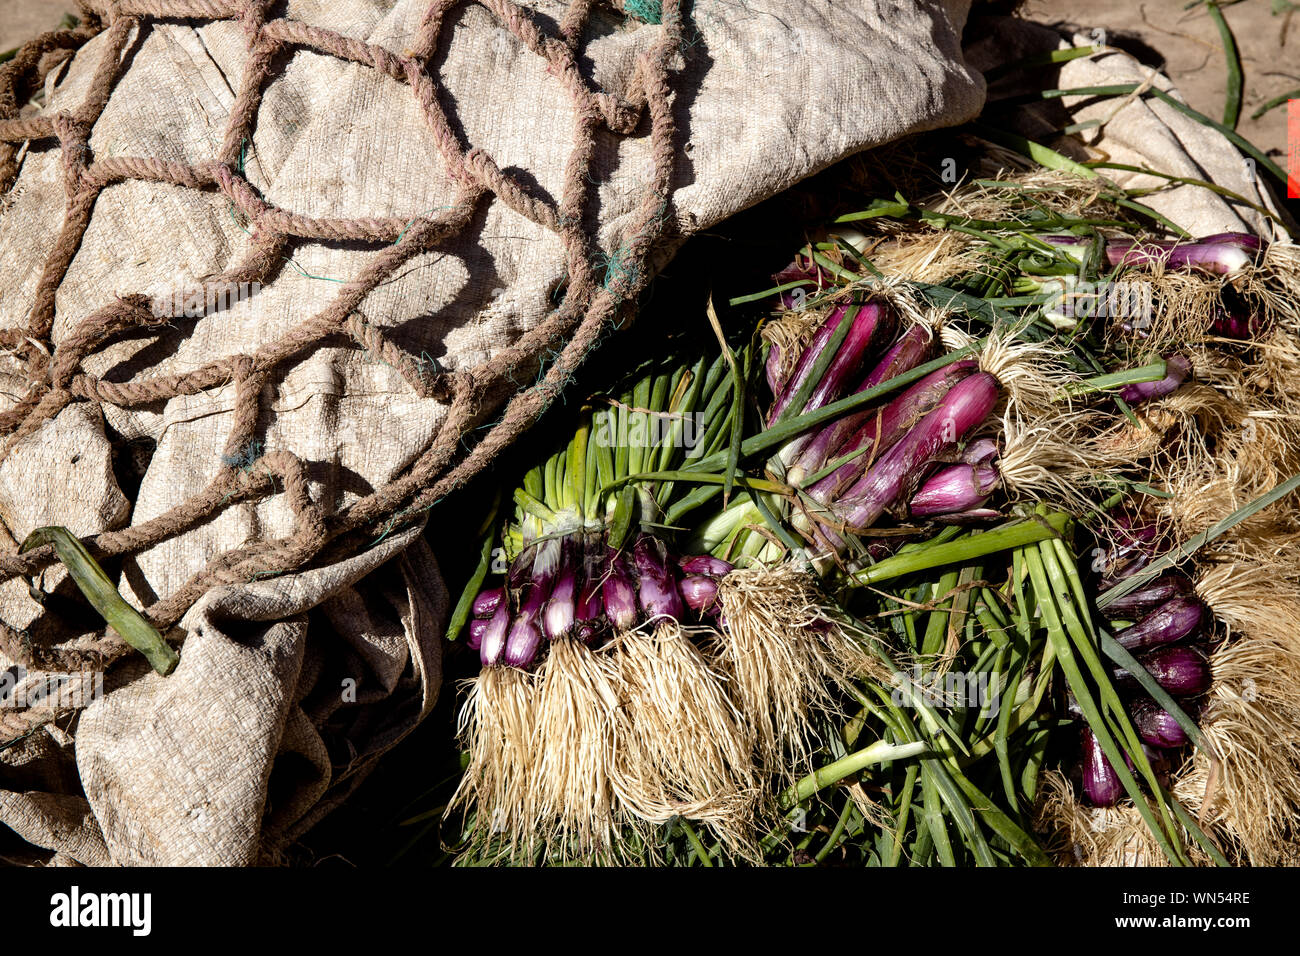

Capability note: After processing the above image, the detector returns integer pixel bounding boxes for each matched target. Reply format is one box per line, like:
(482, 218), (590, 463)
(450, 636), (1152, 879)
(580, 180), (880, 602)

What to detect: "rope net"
(0, 0), (682, 679)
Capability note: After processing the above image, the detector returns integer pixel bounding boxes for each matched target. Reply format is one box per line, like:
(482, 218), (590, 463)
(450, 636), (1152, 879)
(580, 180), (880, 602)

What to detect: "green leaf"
(1206, 2), (1243, 130)
(21, 527), (178, 676)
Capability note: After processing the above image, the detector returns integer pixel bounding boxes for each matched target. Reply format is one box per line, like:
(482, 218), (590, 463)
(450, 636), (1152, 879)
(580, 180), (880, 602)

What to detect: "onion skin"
(1130, 695), (1190, 748)
(467, 617), (489, 650)
(808, 359), (979, 503)
(633, 534), (684, 621)
(1114, 596), (1206, 652)
(1100, 575), (1192, 619)
(1117, 646), (1211, 696)
(680, 575), (720, 613)
(1119, 353), (1191, 406)
(834, 372), (1000, 530)
(1081, 729), (1124, 807)
(961, 438), (999, 465)
(679, 554), (733, 577)
(602, 549), (640, 631)
(472, 586), (504, 619)
(791, 323), (931, 478)
(479, 603), (511, 666)
(909, 463), (1000, 518)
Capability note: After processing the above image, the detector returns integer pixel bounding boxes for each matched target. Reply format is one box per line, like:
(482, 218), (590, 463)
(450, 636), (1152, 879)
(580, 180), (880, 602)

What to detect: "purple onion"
(772, 256), (829, 288)
(768, 304), (848, 424)
(680, 575), (720, 613)
(633, 534), (684, 621)
(602, 548), (639, 631)
(777, 303), (896, 465)
(1098, 552), (1152, 592)
(542, 536), (580, 640)
(504, 583), (548, 668)
(1210, 305), (1266, 340)
(472, 586), (505, 619)
(1130, 695), (1189, 749)
(791, 323), (931, 479)
(504, 618), (543, 668)
(1117, 646), (1211, 696)
(1112, 512), (1161, 549)
(1105, 232), (1262, 275)
(574, 587), (605, 642)
(1114, 596), (1206, 652)
(573, 537), (609, 642)
(467, 617), (489, 651)
(833, 372), (1000, 531)
(1081, 728), (1125, 807)
(1119, 353), (1191, 406)
(807, 360), (979, 503)
(1100, 574), (1192, 619)
(501, 541), (556, 668)
(765, 343), (784, 394)
(679, 554), (733, 577)
(909, 463), (1000, 518)
(479, 603), (510, 666)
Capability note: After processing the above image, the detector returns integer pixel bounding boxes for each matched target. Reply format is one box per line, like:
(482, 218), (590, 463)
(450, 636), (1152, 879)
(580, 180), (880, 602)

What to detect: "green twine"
(624, 0), (662, 24)
(600, 242), (642, 300)
(221, 439), (263, 472)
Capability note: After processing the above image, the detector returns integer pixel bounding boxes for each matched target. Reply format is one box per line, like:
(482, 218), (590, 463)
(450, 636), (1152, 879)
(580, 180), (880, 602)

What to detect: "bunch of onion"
(738, 190), (1298, 864)
(672, 297), (1011, 776)
(697, 301), (1004, 566)
(1016, 231), (1289, 346)
(1077, 516), (1213, 807)
(695, 238), (1224, 861)
(448, 345), (768, 861)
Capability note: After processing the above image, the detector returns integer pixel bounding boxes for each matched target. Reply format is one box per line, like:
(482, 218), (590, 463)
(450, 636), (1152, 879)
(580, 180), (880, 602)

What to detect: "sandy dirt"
(0, 0), (73, 51)
(1023, 0), (1296, 164)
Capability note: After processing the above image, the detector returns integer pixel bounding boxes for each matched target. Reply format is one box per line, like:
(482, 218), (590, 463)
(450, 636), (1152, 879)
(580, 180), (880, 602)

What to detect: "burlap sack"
(965, 16), (1284, 238)
(0, 1), (984, 864)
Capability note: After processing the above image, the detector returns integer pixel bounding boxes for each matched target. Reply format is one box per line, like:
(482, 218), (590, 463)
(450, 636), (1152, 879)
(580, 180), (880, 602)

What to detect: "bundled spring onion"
(435, 138), (1300, 867)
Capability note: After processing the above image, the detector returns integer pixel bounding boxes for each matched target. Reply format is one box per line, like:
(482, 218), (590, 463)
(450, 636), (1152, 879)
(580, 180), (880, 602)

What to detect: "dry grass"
(449, 666), (541, 856)
(714, 566), (884, 778)
(608, 622), (760, 856)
